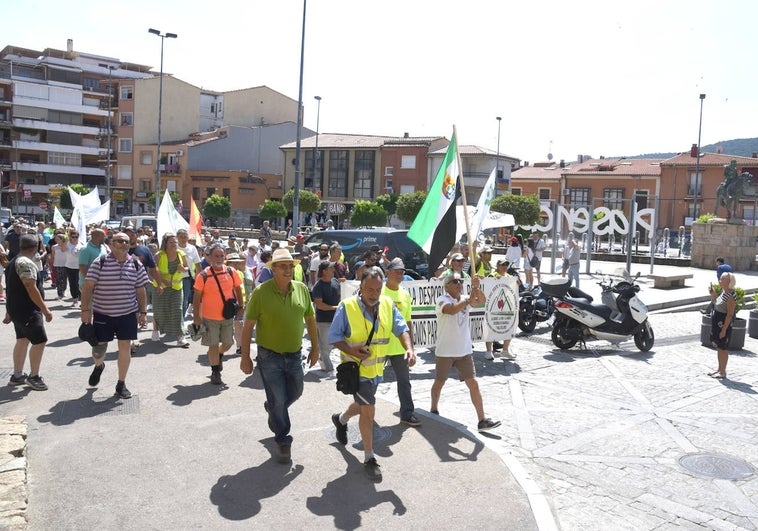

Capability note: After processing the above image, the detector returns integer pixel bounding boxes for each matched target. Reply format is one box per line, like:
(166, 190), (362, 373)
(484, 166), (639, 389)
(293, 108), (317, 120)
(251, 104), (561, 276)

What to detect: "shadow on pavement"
(37, 388), (123, 426)
(166, 382), (227, 406)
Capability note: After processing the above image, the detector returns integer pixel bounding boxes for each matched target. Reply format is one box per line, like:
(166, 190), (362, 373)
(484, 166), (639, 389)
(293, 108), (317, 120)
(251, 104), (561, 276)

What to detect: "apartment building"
(0, 41), (152, 216)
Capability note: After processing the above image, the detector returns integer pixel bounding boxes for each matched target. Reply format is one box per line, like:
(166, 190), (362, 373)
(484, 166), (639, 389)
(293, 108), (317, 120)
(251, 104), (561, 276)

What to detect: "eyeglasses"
(70, 235), (79, 238)
(449, 279), (464, 285)
(112, 239), (129, 244)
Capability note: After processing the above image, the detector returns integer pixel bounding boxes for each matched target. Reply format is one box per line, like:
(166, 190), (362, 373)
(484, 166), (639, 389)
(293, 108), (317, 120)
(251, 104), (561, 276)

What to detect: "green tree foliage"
(350, 200), (388, 227)
(58, 184), (91, 210)
(491, 193), (541, 226)
(147, 191), (181, 208)
(376, 193), (399, 217)
(203, 194), (232, 221)
(396, 191), (428, 224)
(282, 189), (321, 214)
(259, 199), (287, 220)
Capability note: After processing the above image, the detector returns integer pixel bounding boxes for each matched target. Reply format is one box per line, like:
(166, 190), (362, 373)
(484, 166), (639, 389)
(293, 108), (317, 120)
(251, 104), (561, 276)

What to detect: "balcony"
(161, 163), (181, 174)
(13, 117), (101, 136)
(13, 139), (102, 156)
(13, 161), (105, 177)
(686, 186), (703, 196)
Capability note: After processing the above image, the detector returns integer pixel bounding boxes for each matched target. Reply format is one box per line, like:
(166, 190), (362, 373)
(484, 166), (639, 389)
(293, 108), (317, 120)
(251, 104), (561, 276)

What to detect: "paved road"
(3, 261), (758, 530)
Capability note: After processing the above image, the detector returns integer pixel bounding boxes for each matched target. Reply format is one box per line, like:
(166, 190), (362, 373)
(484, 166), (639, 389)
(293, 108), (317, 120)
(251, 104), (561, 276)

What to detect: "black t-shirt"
(128, 244), (157, 269)
(311, 278), (341, 322)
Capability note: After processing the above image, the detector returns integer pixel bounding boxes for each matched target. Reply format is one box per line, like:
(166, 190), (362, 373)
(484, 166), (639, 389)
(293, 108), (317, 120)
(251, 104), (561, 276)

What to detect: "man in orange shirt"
(192, 244), (244, 386)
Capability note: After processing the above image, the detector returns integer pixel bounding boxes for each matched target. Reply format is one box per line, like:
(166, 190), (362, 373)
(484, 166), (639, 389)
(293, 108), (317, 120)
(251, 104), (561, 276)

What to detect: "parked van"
(305, 228), (429, 278)
(120, 216), (157, 232)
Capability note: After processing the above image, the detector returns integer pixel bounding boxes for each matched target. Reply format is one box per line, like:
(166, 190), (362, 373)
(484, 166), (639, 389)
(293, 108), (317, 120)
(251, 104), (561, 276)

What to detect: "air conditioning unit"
(176, 150), (184, 156)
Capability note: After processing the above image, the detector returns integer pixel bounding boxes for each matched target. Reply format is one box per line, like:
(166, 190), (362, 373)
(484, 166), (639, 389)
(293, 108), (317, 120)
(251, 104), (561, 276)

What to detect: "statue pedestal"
(691, 220), (758, 271)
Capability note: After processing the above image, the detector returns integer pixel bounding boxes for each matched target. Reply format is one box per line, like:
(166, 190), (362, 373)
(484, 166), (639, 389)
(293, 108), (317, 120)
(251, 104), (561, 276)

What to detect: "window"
(304, 149), (322, 190)
(119, 138), (132, 152)
(511, 188), (522, 196)
(603, 188), (624, 211)
(82, 77), (100, 90)
(222, 188), (230, 198)
(192, 188), (200, 200)
(399, 184), (415, 194)
(634, 190), (649, 210)
(328, 150), (348, 198)
(120, 112), (133, 126)
(118, 165), (132, 180)
(384, 166), (394, 177)
(140, 151), (153, 165)
(400, 155), (416, 169)
(48, 152), (81, 166)
(120, 86), (133, 100)
(354, 150), (375, 199)
(140, 179), (152, 192)
(538, 188), (551, 200)
(688, 172), (702, 196)
(569, 187), (590, 206)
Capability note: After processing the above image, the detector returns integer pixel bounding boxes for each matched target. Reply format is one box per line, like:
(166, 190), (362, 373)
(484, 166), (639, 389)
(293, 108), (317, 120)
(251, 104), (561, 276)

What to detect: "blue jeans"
(256, 346), (304, 446)
(182, 277), (193, 316)
(567, 263), (580, 288)
(387, 354), (414, 419)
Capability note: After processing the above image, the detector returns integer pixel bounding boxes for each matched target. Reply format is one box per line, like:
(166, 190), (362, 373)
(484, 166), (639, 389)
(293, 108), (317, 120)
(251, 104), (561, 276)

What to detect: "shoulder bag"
(336, 308), (377, 395)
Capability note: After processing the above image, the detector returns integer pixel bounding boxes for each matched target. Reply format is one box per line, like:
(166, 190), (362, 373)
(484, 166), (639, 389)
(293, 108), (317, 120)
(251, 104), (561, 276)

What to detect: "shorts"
(354, 378), (378, 406)
(93, 311), (138, 342)
(435, 354), (476, 381)
(202, 318), (234, 347)
(12, 311), (48, 345)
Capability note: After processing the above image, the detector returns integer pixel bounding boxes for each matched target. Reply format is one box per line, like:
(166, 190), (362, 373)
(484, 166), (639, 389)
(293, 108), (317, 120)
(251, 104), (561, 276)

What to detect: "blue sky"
(3, 0), (756, 163)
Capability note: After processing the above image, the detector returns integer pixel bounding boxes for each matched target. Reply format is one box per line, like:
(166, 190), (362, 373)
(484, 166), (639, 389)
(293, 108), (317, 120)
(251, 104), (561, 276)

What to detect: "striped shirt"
(86, 253), (150, 317)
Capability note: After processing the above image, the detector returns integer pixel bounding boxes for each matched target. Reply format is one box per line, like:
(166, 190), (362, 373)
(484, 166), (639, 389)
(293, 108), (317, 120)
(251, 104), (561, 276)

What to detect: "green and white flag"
(53, 206), (67, 228)
(470, 167), (497, 240)
(407, 131), (460, 271)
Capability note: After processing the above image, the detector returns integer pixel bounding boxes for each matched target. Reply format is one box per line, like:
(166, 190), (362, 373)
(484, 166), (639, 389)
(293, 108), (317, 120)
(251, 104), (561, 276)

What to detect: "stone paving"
(380, 310), (758, 530)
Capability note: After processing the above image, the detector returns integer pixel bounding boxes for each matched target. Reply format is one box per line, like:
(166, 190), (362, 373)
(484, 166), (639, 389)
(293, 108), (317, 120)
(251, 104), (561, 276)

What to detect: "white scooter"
(543, 273), (654, 352)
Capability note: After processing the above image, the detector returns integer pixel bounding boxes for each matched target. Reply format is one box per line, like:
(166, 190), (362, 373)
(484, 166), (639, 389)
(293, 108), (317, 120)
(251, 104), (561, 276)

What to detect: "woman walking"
(152, 233), (189, 347)
(708, 271), (737, 380)
(64, 230), (84, 306)
(51, 233), (68, 299)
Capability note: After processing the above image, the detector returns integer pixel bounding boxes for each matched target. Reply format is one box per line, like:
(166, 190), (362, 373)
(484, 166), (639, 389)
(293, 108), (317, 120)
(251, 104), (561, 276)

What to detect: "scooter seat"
(565, 298), (614, 320)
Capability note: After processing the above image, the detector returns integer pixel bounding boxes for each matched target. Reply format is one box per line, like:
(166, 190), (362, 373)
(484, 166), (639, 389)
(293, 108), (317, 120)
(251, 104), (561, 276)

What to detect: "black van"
(304, 228), (429, 278)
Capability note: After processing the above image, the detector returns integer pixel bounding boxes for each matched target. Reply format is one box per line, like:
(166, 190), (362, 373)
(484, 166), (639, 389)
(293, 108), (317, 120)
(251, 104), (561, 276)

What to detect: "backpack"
(98, 254), (141, 270)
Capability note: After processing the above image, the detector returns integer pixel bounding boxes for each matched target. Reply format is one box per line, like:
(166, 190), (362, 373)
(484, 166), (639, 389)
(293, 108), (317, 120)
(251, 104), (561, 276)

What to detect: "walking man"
(4, 234), (53, 390)
(329, 266), (413, 480)
(240, 248), (319, 464)
(80, 232), (149, 399)
(431, 272), (501, 433)
(381, 258), (420, 426)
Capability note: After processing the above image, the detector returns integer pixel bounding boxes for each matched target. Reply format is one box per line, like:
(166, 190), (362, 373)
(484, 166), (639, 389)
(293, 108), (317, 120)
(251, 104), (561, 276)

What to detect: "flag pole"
(453, 125), (477, 279)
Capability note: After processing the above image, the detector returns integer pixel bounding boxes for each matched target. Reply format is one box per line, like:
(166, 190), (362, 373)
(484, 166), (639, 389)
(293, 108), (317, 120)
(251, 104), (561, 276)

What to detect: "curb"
(0, 415), (27, 530)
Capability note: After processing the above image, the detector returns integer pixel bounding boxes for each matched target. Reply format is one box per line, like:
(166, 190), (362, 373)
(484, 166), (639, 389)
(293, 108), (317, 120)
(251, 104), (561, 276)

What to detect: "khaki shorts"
(434, 354), (476, 381)
(202, 318), (234, 347)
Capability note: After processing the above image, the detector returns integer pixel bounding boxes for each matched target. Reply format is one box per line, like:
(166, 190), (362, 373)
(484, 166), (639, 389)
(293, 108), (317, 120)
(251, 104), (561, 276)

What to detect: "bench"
(646, 273), (693, 289)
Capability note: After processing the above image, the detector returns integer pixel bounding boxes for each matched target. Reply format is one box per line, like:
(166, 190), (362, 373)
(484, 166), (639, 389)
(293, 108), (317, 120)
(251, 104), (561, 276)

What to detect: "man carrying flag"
(407, 131), (461, 272)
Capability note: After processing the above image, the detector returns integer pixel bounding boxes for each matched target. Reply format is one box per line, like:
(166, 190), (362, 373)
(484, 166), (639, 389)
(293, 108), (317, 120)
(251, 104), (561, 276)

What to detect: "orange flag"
(189, 197), (202, 239)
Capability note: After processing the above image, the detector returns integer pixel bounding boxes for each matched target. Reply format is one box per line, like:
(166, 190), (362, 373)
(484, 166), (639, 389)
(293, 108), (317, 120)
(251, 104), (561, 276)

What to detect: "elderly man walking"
(240, 248), (319, 464)
(80, 232), (149, 399)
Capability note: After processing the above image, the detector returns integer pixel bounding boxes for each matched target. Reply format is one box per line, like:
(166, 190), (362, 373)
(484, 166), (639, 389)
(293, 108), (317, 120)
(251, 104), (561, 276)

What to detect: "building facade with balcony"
(0, 41), (153, 216)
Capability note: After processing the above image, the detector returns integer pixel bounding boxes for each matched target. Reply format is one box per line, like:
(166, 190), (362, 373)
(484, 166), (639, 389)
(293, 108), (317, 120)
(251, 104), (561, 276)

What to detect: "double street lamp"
(148, 28), (177, 213)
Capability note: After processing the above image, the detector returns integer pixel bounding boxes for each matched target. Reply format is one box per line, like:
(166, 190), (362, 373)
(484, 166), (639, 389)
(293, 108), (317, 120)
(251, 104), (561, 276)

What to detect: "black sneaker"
(400, 414), (422, 427)
(210, 371), (223, 385)
(115, 385), (132, 399)
(364, 458), (382, 481)
(264, 402), (275, 433)
(276, 444), (291, 464)
(26, 375), (48, 391)
(88, 363), (105, 386)
(332, 413), (347, 445)
(8, 373), (28, 386)
(477, 418), (501, 432)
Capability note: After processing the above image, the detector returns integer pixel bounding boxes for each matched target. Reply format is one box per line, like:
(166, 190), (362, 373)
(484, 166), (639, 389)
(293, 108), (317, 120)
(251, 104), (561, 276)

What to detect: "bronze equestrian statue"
(715, 160), (753, 220)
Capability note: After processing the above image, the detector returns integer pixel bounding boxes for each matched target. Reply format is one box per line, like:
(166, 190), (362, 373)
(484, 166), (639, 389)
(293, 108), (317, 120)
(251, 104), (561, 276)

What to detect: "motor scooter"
(543, 273), (654, 352)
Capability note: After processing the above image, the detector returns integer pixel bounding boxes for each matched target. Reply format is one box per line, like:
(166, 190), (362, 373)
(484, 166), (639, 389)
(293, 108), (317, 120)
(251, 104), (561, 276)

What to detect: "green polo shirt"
(247, 279), (314, 353)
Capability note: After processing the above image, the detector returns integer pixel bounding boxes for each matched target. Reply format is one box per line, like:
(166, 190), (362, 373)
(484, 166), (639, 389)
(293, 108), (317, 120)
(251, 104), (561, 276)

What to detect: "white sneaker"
(484, 351), (494, 360)
(151, 330), (160, 342)
(176, 337), (190, 348)
(501, 349), (517, 360)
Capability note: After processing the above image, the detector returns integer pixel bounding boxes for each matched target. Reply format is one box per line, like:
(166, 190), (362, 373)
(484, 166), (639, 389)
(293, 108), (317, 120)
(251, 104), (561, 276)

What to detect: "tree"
(282, 189), (321, 214)
(203, 194), (232, 222)
(376, 193), (399, 218)
(491, 193), (541, 226)
(350, 200), (388, 227)
(58, 184), (91, 210)
(396, 191), (428, 224)
(147, 191), (180, 208)
(259, 199), (287, 221)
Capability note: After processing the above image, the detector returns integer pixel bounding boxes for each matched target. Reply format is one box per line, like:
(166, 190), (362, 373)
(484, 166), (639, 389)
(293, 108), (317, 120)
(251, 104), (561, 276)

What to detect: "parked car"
(304, 228), (429, 278)
(120, 215), (157, 232)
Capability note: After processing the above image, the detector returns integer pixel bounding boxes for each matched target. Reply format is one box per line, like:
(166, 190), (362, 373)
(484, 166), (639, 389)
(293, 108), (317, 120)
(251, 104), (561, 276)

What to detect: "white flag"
(157, 189), (189, 242)
(53, 206), (67, 228)
(470, 167), (497, 240)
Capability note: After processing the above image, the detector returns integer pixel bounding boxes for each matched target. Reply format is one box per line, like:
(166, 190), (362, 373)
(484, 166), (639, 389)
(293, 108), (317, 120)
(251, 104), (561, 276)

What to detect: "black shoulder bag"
(336, 308), (377, 395)
(211, 266), (239, 320)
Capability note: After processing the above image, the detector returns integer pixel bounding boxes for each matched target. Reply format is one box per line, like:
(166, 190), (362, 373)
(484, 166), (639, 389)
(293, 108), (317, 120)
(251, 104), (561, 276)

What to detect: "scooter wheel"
(518, 309), (537, 333)
(551, 326), (578, 350)
(634, 322), (655, 352)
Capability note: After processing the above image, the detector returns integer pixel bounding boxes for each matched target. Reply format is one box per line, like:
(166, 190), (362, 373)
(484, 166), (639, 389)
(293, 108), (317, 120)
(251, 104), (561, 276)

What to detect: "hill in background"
(622, 137), (758, 159)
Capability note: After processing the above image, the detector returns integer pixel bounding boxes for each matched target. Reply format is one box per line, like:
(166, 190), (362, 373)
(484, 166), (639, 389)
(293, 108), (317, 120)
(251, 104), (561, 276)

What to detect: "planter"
(749, 311), (758, 339)
(701, 315), (746, 350)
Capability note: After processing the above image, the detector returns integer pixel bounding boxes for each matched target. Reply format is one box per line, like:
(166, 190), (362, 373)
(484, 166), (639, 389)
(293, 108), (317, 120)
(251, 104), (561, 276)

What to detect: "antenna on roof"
(547, 140), (553, 161)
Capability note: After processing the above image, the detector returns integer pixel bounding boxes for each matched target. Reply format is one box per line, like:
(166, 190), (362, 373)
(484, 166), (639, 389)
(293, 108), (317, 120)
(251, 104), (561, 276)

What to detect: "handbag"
(336, 307), (377, 395)
(210, 267), (239, 319)
(529, 255), (539, 268)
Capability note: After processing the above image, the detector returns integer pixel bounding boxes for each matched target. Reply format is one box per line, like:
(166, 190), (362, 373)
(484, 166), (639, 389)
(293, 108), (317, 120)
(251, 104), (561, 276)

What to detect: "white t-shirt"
(435, 293), (472, 357)
(505, 245), (522, 269)
(65, 242), (83, 269)
(178, 244), (201, 279)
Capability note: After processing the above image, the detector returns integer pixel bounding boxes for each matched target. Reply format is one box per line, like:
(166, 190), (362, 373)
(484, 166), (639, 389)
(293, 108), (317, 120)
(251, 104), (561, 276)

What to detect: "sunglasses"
(112, 239), (129, 244)
(449, 279), (464, 285)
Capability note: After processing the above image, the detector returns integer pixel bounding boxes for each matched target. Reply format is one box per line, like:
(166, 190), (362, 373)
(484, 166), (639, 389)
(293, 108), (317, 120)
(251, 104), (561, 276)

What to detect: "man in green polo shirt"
(240, 248), (319, 464)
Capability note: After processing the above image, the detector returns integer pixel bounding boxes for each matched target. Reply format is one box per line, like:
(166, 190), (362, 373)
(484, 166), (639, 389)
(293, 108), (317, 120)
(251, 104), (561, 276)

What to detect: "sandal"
(708, 371), (726, 379)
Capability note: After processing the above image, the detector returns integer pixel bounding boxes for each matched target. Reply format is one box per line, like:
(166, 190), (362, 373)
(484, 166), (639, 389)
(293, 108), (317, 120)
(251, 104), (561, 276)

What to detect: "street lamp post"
(148, 28), (177, 214)
(495, 116), (502, 183)
(105, 65), (114, 217)
(292, 0), (307, 238)
(693, 93), (706, 220)
(313, 95), (321, 194)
